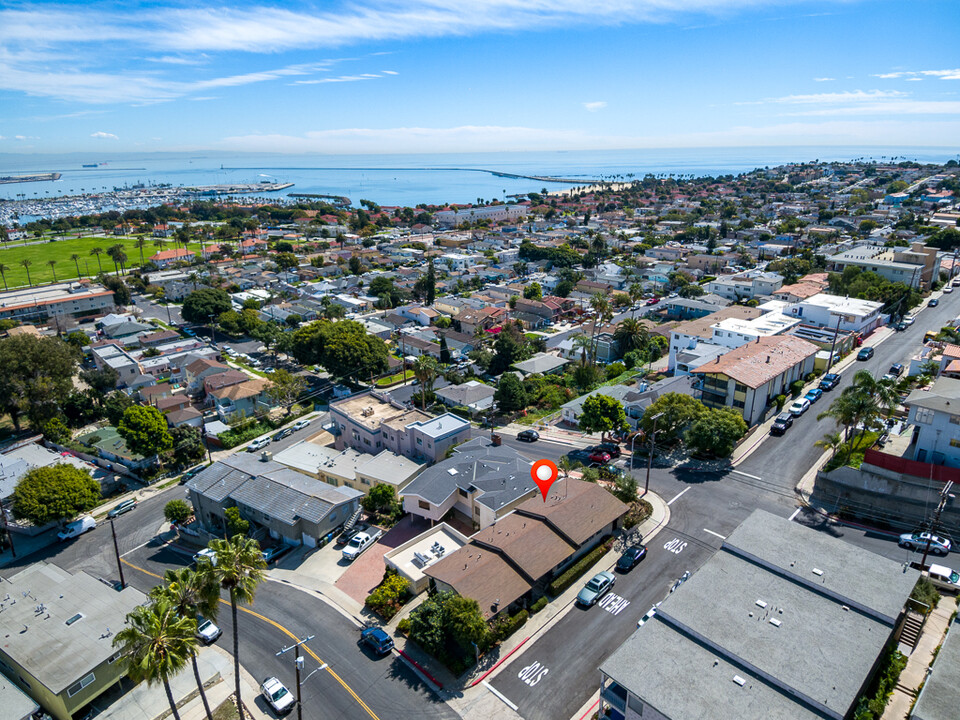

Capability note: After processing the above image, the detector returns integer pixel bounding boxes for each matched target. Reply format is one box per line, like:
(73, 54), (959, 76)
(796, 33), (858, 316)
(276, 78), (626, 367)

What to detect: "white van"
(926, 563), (960, 593)
(58, 515), (96, 541)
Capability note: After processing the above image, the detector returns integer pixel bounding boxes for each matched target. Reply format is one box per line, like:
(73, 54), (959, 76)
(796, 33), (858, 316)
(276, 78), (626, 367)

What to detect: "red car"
(645, 297), (660, 306)
(588, 450), (612, 464)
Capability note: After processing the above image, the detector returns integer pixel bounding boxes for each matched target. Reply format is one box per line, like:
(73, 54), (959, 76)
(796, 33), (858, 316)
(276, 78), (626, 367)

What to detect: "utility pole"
(920, 481), (954, 571)
(644, 412), (664, 497)
(277, 635), (314, 720)
(825, 313), (842, 374)
(110, 519), (126, 589)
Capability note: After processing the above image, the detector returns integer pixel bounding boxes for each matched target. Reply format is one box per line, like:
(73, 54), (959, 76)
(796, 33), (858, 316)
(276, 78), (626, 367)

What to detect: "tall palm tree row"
(90, 246), (104, 273)
(113, 598), (198, 720)
(47, 259), (57, 282)
(70, 253), (81, 279)
(20, 258), (32, 286)
(205, 535), (266, 720)
(150, 567), (221, 720)
(0, 262), (8, 291)
(816, 369), (899, 461)
(413, 355), (439, 410)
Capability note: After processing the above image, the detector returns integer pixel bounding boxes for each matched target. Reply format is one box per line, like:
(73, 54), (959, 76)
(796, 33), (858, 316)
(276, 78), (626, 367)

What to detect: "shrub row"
(853, 644), (908, 719)
(530, 596), (548, 614)
(547, 538), (611, 596)
(491, 609), (528, 642)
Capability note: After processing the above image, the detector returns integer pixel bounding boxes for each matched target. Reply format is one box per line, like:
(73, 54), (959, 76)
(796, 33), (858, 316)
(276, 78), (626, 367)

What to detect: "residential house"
(459, 307), (508, 335)
(781, 293), (885, 335)
(705, 270), (783, 301)
(827, 243), (938, 290)
(435, 380), (495, 415)
(667, 306), (764, 372)
(183, 357), (231, 393)
(905, 376), (960, 467)
(208, 378), (272, 421)
(424, 478), (627, 618)
(185, 453), (362, 548)
(0, 563), (147, 720)
(599, 510), (919, 720)
(692, 335), (819, 425)
(512, 352), (570, 377)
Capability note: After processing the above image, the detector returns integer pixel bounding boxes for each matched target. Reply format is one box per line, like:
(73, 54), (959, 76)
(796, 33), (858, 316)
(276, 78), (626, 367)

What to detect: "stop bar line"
(667, 487), (690, 505)
(483, 681), (519, 711)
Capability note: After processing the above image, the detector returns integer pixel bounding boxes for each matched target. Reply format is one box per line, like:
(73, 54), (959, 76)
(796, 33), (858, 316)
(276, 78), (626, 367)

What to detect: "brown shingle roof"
(426, 549), (531, 620)
(210, 378), (269, 401)
(691, 336), (818, 389)
(516, 479), (628, 546)
(472, 513), (577, 581)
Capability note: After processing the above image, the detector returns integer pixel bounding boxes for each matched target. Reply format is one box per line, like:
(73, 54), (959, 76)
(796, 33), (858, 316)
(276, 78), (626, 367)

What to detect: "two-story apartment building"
(705, 270), (784, 301)
(0, 563), (147, 720)
(668, 306), (764, 372)
(781, 293), (885, 335)
(905, 376), (960, 466)
(692, 335), (819, 425)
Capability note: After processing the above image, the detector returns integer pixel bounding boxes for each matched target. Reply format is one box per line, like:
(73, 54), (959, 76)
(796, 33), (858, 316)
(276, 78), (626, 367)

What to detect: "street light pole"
(277, 635), (314, 720)
(644, 412), (664, 497)
(110, 519), (126, 589)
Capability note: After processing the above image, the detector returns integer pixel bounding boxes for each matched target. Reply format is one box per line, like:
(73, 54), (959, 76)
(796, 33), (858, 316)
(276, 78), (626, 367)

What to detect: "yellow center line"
(122, 558), (381, 720)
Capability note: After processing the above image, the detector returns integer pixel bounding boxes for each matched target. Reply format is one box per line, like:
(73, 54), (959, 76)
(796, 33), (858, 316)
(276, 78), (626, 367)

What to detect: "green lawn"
(0, 234), (207, 289)
(375, 370), (410, 386)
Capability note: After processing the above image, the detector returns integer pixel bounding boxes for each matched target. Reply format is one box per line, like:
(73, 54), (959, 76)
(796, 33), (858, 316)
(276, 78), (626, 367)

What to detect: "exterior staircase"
(342, 506), (363, 532)
(899, 610), (926, 653)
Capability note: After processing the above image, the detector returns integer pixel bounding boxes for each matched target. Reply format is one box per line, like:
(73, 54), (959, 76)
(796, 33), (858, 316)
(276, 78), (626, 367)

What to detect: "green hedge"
(530, 596), (548, 614)
(547, 538), (612, 596)
(491, 609), (528, 642)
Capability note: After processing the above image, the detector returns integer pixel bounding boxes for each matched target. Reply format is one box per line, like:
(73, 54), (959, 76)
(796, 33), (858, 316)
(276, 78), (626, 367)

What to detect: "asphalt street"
(487, 289), (960, 720)
(6, 485), (454, 720)
(134, 294), (183, 326)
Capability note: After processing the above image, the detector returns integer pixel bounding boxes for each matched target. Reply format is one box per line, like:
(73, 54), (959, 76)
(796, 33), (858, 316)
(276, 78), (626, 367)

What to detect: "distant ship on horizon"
(82, 162), (107, 168)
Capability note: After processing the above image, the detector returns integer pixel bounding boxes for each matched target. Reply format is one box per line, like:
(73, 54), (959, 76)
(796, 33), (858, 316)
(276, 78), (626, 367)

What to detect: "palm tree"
(188, 272), (199, 291)
(0, 263), (8, 291)
(151, 568), (221, 720)
(90, 246), (104, 273)
(613, 317), (649, 356)
(20, 259), (32, 286)
(814, 431), (843, 460)
(107, 244), (128, 276)
(135, 237), (147, 267)
(628, 283), (644, 317)
(412, 355), (439, 410)
(47, 259), (57, 282)
(70, 253), (81, 279)
(113, 598), (197, 720)
(206, 535), (266, 720)
(572, 333), (593, 366)
(589, 292), (612, 360)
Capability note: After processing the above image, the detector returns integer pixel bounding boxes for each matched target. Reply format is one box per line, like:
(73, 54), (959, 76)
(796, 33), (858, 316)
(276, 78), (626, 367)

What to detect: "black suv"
(819, 373), (841, 391)
(594, 442), (622, 459)
(770, 412), (794, 436)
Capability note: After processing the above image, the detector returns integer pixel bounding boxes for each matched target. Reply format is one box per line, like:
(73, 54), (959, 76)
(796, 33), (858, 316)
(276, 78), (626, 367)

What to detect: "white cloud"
(813, 77), (835, 82)
(14, 135), (36, 140)
(782, 100), (960, 117)
(0, 135), (5, 140)
(583, 101), (607, 112)
(382, 70), (398, 75)
(758, 89), (907, 105)
(874, 68), (960, 80)
(90, 131), (119, 139)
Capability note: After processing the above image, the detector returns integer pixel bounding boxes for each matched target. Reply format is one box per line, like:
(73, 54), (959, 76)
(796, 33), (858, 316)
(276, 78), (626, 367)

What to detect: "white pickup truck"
(342, 529), (382, 562)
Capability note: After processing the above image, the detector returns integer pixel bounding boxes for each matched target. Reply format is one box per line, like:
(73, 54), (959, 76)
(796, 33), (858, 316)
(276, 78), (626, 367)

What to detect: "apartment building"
(433, 204), (527, 227)
(0, 282), (113, 323)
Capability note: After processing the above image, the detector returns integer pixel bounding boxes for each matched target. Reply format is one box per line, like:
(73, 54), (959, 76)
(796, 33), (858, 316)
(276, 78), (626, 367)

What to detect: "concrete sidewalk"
(881, 597), (958, 720)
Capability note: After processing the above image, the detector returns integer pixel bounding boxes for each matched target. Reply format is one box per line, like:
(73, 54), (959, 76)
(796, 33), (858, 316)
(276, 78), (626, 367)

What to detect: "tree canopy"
(578, 394), (628, 437)
(495, 373), (527, 413)
(182, 288), (231, 324)
(118, 405), (173, 459)
(684, 408), (747, 458)
(290, 319), (390, 380)
(0, 334), (79, 430)
(12, 464), (100, 525)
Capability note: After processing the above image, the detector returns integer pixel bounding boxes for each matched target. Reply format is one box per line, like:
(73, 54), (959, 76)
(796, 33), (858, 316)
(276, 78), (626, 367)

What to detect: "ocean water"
(1, 146), (957, 207)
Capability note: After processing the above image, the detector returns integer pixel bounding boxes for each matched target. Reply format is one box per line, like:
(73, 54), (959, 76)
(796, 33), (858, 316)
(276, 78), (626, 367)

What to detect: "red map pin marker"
(531, 459), (559, 502)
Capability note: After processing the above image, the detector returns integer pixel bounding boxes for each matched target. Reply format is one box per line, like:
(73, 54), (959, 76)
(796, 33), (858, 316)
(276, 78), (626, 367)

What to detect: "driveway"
(335, 515), (431, 604)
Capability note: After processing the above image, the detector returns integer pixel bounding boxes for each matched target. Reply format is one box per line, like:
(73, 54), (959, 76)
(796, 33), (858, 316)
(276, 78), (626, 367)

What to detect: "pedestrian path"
(881, 598), (958, 720)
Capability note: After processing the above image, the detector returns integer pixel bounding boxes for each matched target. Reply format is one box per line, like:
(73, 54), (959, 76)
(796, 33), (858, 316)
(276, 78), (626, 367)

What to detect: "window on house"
(951, 439), (960, 448)
(418, 500), (430, 510)
(107, 652), (122, 664)
(67, 673), (96, 697)
(458, 488), (468, 498)
(950, 415), (960, 425)
(915, 407), (935, 425)
(363, 438), (370, 445)
(417, 438), (422, 445)
(734, 383), (747, 394)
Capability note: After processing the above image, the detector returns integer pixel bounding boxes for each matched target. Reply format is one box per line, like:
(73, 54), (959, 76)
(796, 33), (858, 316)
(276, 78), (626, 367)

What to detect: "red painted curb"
(469, 635), (531, 687)
(578, 698), (600, 720)
(396, 649), (444, 690)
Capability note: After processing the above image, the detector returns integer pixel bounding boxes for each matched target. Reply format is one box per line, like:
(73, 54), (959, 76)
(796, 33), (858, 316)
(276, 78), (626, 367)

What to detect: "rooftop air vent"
(733, 676), (746, 687)
(755, 600), (767, 608)
(769, 618), (782, 628)
(812, 568), (824, 576)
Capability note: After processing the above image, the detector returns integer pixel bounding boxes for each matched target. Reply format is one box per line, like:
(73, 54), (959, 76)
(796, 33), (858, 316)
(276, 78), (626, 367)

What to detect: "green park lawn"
(0, 234), (206, 289)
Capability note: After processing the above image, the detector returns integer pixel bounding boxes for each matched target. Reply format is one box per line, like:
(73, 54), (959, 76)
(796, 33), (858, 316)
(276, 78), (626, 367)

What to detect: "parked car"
(588, 450), (612, 464)
(336, 522), (368, 546)
(804, 388), (823, 404)
(857, 347), (875, 361)
(179, 467), (202, 485)
(576, 571), (616, 606)
(903, 316), (916, 326)
(599, 464), (626, 479)
(595, 442), (622, 458)
(517, 429), (540, 443)
(247, 436), (271, 452)
(953, 279), (960, 288)
(360, 627), (395, 655)
(273, 427), (294, 441)
(616, 544), (647, 572)
(944, 286), (954, 294)
(196, 615), (222, 644)
(893, 321), (907, 331)
(899, 531), (952, 556)
(788, 398), (810, 417)
(342, 529), (383, 562)
(888, 363), (905, 377)
(293, 418), (312, 431)
(260, 677), (296, 715)
(645, 297), (660, 306)
(193, 548), (218, 566)
(58, 515), (96, 541)
(930, 298), (940, 307)
(565, 449), (593, 465)
(108, 498), (138, 518)
(819, 373), (841, 391)
(910, 561), (960, 593)
(770, 412), (793, 436)
(261, 546), (291, 564)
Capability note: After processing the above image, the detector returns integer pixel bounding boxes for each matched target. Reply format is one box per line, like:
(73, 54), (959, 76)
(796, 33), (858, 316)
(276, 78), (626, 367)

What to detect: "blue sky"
(1, 0), (959, 154)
